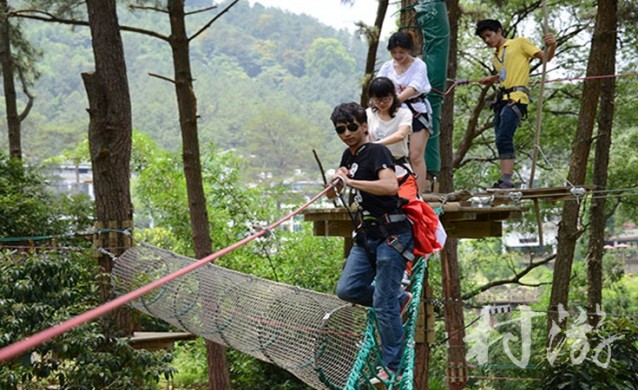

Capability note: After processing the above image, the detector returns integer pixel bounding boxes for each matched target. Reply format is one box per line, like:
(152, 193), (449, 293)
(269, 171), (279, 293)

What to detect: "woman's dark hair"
(475, 19), (503, 37)
(387, 31), (415, 52)
(367, 77), (401, 117)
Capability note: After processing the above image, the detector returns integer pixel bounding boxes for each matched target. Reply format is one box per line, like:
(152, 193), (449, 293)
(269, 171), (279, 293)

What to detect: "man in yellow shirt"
(476, 19), (556, 189)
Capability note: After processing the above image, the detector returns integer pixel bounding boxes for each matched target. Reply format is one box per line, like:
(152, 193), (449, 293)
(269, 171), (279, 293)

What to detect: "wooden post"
(441, 240), (467, 389)
(92, 219), (134, 336)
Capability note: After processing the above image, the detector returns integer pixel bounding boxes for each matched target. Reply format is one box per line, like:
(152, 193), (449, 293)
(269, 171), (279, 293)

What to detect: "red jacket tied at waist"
(402, 198), (446, 257)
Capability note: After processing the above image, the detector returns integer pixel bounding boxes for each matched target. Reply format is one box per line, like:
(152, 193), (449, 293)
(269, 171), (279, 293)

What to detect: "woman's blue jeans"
(335, 231), (413, 371)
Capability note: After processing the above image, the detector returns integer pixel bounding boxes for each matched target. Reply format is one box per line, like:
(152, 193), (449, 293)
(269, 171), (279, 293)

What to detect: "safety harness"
(394, 156), (416, 186)
(498, 85), (530, 101)
(404, 94), (433, 130)
(359, 209), (415, 263)
(494, 86), (530, 121)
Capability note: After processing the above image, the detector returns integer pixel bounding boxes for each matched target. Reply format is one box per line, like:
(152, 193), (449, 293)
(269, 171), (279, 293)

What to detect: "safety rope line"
(466, 375), (541, 381)
(526, 0), (550, 247)
(0, 184), (337, 363)
(0, 244), (86, 251)
(483, 185), (638, 203)
(3, 187), (637, 250)
(0, 228), (131, 243)
(528, 0), (550, 190)
(431, 71), (638, 96)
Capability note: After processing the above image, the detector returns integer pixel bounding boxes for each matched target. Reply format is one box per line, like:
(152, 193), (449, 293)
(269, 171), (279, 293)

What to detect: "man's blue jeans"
(335, 231), (413, 371)
(493, 102), (526, 159)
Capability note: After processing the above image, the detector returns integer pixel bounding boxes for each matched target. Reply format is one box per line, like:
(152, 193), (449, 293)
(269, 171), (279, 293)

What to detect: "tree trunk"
(547, 0), (617, 338)
(441, 0), (459, 193)
(166, 1), (230, 388)
(83, 0), (133, 337)
(586, 0), (618, 328)
(359, 0), (388, 105)
(441, 1), (466, 388)
(441, 240), (467, 389)
(0, 0), (21, 159)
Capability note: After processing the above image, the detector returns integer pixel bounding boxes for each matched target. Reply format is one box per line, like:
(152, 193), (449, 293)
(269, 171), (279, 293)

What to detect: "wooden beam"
(445, 221), (502, 238)
(129, 332), (195, 351)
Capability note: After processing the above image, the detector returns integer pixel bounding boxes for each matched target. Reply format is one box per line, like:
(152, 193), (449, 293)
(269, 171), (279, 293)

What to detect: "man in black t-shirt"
(329, 102), (414, 383)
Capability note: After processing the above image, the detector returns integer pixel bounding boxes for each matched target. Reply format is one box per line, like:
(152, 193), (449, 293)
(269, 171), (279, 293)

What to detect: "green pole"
(416, 0), (450, 178)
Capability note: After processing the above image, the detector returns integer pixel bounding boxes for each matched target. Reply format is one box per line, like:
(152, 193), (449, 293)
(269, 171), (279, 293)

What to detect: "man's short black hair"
(475, 19), (503, 37)
(330, 102), (367, 126)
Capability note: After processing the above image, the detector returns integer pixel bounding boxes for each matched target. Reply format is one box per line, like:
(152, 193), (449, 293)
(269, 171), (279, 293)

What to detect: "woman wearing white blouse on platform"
(378, 31), (433, 195)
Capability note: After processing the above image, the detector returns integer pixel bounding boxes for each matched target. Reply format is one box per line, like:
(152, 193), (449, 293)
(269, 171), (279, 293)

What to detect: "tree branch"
(462, 254), (556, 300)
(185, 5), (218, 16)
(189, 0), (239, 42)
(519, 280), (551, 288)
(16, 67), (34, 122)
(453, 86), (491, 168)
(148, 72), (175, 84)
(10, 9), (169, 41)
(128, 5), (169, 14)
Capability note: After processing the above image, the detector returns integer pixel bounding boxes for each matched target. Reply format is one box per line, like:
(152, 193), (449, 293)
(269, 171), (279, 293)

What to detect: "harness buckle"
(386, 235), (415, 262)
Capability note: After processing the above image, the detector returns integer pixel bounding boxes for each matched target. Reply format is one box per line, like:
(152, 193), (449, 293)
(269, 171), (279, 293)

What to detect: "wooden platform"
(303, 201), (525, 240)
(128, 331), (195, 351)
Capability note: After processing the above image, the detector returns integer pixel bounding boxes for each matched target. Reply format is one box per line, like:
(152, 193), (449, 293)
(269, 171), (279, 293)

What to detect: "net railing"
(113, 243), (370, 389)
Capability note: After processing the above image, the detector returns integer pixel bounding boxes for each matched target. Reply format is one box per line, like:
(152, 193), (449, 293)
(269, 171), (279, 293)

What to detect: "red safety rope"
(0, 184), (336, 362)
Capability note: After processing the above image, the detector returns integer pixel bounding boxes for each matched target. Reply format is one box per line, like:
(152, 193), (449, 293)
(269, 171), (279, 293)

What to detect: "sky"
(247, 0), (400, 37)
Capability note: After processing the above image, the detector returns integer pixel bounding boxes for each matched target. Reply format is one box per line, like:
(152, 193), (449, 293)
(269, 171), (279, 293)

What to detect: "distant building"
(502, 221), (558, 254)
(605, 223), (638, 274)
(46, 163), (94, 199)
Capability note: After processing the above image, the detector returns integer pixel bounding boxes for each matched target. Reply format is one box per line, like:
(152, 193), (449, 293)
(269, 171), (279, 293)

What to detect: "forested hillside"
(7, 0), (373, 182)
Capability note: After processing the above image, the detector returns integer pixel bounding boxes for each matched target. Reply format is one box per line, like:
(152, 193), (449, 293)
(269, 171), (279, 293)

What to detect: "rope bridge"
(0, 181), (438, 389)
(113, 243), (429, 389)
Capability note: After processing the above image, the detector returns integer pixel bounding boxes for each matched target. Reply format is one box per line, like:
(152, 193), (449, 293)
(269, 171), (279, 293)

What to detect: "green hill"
(10, 0), (374, 182)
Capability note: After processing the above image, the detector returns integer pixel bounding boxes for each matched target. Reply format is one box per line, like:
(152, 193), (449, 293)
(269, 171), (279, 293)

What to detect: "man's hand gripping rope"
(327, 171), (348, 200)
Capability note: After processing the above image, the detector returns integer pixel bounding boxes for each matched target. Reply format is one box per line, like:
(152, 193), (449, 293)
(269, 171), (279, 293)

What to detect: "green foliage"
(169, 339), (209, 389)
(0, 152), (93, 240)
(541, 318), (638, 389)
(0, 153), (173, 389)
(228, 347), (312, 390)
(305, 37), (356, 78)
(0, 249), (175, 389)
(608, 126), (638, 223)
(10, 1), (366, 181)
(61, 335), (175, 390)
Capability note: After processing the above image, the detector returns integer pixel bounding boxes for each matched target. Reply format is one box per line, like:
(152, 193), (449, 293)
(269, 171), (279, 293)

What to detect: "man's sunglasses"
(335, 123), (360, 134)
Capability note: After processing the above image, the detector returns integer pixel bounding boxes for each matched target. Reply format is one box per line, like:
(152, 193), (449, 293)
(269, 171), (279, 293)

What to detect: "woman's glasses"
(335, 123), (361, 134)
(370, 96), (393, 105)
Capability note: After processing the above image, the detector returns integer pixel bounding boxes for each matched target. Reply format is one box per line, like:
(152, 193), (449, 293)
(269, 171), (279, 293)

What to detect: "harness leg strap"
(386, 235), (415, 262)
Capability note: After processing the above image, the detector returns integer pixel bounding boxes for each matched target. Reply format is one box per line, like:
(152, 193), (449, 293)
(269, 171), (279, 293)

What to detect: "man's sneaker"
(400, 270), (411, 291)
(491, 179), (514, 189)
(400, 292), (413, 316)
(369, 367), (402, 387)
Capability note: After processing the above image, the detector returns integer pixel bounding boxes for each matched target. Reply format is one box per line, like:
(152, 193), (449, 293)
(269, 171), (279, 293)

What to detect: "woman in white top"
(378, 31), (433, 195)
(366, 76), (418, 200)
